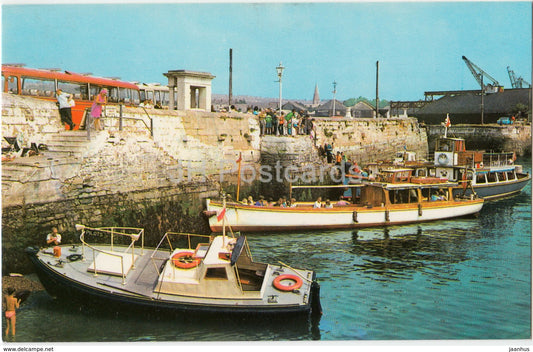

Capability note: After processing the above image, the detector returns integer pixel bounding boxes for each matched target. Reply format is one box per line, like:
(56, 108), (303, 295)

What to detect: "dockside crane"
(507, 66), (531, 88)
(462, 56), (503, 93)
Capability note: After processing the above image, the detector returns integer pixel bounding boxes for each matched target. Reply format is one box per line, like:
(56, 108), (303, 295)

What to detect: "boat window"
(415, 169), (427, 177)
(437, 139), (453, 152)
(21, 77), (55, 97)
(496, 172), (506, 182)
(390, 189), (415, 204)
(506, 171), (516, 180)
(487, 173), (497, 183)
(476, 173), (487, 184)
(205, 267), (228, 280)
(58, 81), (89, 100)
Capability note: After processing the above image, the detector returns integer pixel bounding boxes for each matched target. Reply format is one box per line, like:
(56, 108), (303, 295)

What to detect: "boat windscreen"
(231, 236), (246, 266)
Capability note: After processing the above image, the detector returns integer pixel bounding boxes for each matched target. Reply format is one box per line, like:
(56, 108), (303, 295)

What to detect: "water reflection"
(14, 290), (320, 342)
(349, 221), (481, 283)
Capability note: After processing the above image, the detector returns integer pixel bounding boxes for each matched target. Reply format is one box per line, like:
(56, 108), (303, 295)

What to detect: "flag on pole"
(236, 153), (242, 163)
(217, 207), (226, 222)
(445, 114), (451, 128)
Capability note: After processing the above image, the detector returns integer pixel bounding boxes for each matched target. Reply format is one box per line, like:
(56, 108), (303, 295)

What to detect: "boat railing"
(75, 224), (144, 285)
(150, 232), (213, 275)
(482, 152), (515, 168)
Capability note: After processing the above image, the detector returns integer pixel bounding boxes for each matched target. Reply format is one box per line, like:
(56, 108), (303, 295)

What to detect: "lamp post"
(332, 80), (337, 117)
(276, 62), (285, 125)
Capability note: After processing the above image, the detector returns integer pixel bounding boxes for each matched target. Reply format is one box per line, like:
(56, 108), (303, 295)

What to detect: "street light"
(332, 80), (337, 117)
(276, 62), (285, 124)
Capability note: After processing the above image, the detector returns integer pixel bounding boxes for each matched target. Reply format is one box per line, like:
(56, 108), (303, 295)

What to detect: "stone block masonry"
(312, 117), (429, 163)
(426, 124), (531, 156)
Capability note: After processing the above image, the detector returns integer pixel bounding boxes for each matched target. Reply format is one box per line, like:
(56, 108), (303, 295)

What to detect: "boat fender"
(273, 274), (303, 292)
(172, 251), (201, 269)
(352, 210), (358, 223)
(437, 153), (449, 166)
(67, 254), (83, 262)
(418, 203), (423, 216)
(385, 209), (390, 222)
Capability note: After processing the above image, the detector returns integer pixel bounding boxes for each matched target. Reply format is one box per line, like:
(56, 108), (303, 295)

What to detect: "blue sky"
(2, 1), (531, 101)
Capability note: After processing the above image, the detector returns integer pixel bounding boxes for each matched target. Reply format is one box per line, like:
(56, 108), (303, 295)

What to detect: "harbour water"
(4, 158), (531, 346)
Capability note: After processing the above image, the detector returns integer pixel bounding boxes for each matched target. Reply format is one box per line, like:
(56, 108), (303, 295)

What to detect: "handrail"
(82, 105), (153, 138)
(76, 224), (144, 285)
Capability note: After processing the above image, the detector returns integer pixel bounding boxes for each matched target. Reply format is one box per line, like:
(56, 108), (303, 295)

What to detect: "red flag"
(236, 153), (242, 163)
(217, 207), (226, 222)
(445, 114), (451, 128)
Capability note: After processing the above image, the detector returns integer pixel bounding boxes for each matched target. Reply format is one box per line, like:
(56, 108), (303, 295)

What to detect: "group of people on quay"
(253, 107), (315, 136)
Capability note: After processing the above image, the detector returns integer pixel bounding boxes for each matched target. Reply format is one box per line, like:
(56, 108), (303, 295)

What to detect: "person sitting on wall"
(325, 199), (333, 208)
(46, 227), (62, 246)
(314, 197), (322, 208)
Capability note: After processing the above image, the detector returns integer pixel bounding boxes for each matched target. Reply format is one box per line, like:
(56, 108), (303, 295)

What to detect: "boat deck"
(38, 245), (165, 299)
(35, 243), (314, 309)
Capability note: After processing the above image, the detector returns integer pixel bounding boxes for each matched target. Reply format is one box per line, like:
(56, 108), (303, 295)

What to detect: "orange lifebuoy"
(172, 251), (201, 269)
(273, 274), (303, 292)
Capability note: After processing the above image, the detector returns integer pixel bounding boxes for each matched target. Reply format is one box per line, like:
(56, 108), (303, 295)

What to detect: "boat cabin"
(154, 235), (268, 299)
(362, 169), (455, 207)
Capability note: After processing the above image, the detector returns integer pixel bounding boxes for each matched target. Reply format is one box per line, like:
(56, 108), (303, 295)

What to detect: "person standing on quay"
(90, 88), (108, 131)
(55, 89), (75, 130)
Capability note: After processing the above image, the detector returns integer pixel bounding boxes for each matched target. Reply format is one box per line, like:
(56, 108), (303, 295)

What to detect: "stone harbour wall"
(313, 117), (429, 163)
(426, 123), (532, 156)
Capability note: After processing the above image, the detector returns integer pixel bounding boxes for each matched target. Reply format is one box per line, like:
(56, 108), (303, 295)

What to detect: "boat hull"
(206, 199), (484, 233)
(453, 173), (531, 200)
(25, 246), (320, 318)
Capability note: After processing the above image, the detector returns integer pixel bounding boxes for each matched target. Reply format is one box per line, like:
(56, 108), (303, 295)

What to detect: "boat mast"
(222, 193), (226, 244)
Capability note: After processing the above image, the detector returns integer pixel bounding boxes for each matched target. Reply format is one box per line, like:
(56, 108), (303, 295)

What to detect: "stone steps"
(2, 131), (103, 184)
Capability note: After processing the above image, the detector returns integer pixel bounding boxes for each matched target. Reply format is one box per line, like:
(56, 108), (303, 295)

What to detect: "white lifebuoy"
(437, 153), (449, 166)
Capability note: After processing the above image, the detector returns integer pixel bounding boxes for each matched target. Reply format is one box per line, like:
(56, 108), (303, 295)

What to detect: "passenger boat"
(431, 135), (530, 200)
(367, 135), (531, 200)
(205, 169), (484, 233)
(25, 222), (322, 318)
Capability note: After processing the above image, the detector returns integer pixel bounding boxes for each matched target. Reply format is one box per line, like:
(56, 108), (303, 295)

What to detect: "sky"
(1, 1), (531, 102)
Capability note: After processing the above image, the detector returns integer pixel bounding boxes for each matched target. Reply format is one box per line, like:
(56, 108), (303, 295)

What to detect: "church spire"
(312, 83), (320, 106)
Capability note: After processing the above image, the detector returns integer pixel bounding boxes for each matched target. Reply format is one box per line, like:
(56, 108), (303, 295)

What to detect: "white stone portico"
(164, 70), (215, 111)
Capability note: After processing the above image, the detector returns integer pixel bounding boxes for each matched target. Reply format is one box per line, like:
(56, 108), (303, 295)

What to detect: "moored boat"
(431, 135), (531, 200)
(205, 169), (484, 233)
(25, 224), (322, 318)
(366, 135), (530, 201)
